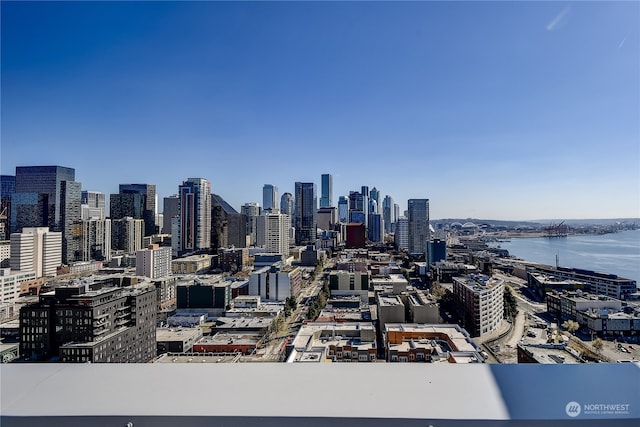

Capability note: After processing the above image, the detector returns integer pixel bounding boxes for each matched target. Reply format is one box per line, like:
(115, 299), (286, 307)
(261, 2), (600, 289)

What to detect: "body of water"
(493, 229), (640, 284)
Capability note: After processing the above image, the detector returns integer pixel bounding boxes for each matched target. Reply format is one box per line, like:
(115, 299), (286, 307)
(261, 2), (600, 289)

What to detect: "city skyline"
(2, 1), (638, 220)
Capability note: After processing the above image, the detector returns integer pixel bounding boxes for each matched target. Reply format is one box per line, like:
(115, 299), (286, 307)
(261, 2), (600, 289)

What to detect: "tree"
(562, 320), (579, 334)
(503, 287), (518, 319)
(592, 338), (604, 354)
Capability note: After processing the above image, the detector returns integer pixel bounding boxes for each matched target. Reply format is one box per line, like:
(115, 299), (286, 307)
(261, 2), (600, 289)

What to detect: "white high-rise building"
(10, 227), (62, 278)
(395, 217), (409, 251)
(257, 213), (290, 257)
(136, 244), (171, 279)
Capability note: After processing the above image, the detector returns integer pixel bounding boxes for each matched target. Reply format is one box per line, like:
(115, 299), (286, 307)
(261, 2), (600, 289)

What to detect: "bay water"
(493, 229), (640, 284)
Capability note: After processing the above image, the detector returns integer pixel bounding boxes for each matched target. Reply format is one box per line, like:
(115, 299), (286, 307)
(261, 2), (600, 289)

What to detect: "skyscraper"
(13, 165), (75, 231)
(348, 191), (366, 225)
(407, 199), (430, 259)
(110, 184), (157, 236)
(111, 217), (144, 254)
(80, 218), (111, 262)
(241, 202), (261, 246)
(262, 184), (278, 213)
(0, 175), (15, 240)
(174, 178), (211, 256)
(280, 192), (293, 216)
(395, 217), (409, 250)
(382, 195), (394, 234)
(338, 196), (349, 223)
(81, 191), (106, 220)
(294, 182), (317, 246)
(370, 187), (380, 213)
(61, 180), (82, 263)
(162, 195), (179, 236)
(320, 174), (333, 208)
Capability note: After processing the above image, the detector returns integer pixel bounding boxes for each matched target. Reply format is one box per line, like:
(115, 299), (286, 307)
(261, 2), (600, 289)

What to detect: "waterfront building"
(320, 174), (333, 208)
(10, 227), (62, 278)
(526, 265), (637, 300)
(453, 275), (504, 337)
(280, 192), (293, 216)
(262, 184), (278, 213)
(19, 283), (157, 362)
(408, 199), (430, 260)
(294, 182), (317, 246)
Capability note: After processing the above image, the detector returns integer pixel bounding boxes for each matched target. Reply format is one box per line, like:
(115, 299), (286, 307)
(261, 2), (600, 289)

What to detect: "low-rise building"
(328, 270), (370, 302)
(286, 322), (377, 363)
(377, 294), (405, 328)
(156, 327), (203, 355)
(546, 290), (623, 322)
(0, 269), (40, 303)
(193, 331), (263, 355)
(172, 254), (214, 274)
(384, 323), (482, 363)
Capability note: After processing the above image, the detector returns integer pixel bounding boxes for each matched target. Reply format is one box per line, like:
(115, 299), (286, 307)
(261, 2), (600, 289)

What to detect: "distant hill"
(432, 218), (640, 228)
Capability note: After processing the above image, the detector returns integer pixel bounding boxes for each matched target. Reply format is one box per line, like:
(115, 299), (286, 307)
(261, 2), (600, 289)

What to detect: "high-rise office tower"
(257, 213), (291, 256)
(241, 202), (261, 246)
(407, 199), (430, 259)
(382, 195), (394, 234)
(81, 191), (106, 220)
(61, 180), (82, 263)
(0, 175), (15, 240)
(173, 178), (211, 256)
(294, 182), (317, 245)
(163, 195), (179, 236)
(80, 218), (111, 262)
(368, 213), (383, 243)
(262, 184), (278, 213)
(110, 184), (157, 236)
(10, 227), (62, 278)
(320, 174), (333, 208)
(280, 192), (293, 216)
(211, 194), (246, 250)
(338, 196), (349, 223)
(393, 204), (400, 230)
(370, 187), (380, 213)
(348, 191), (366, 225)
(13, 165), (75, 231)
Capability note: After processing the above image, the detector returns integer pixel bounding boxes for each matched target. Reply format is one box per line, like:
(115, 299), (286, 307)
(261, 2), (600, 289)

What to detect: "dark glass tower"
(294, 182), (317, 245)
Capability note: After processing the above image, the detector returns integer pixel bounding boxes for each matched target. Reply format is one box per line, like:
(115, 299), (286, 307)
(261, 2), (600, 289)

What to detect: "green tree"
(503, 287), (518, 319)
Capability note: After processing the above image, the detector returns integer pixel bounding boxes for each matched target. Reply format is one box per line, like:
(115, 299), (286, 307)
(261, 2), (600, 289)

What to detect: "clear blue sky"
(2, 1), (638, 220)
